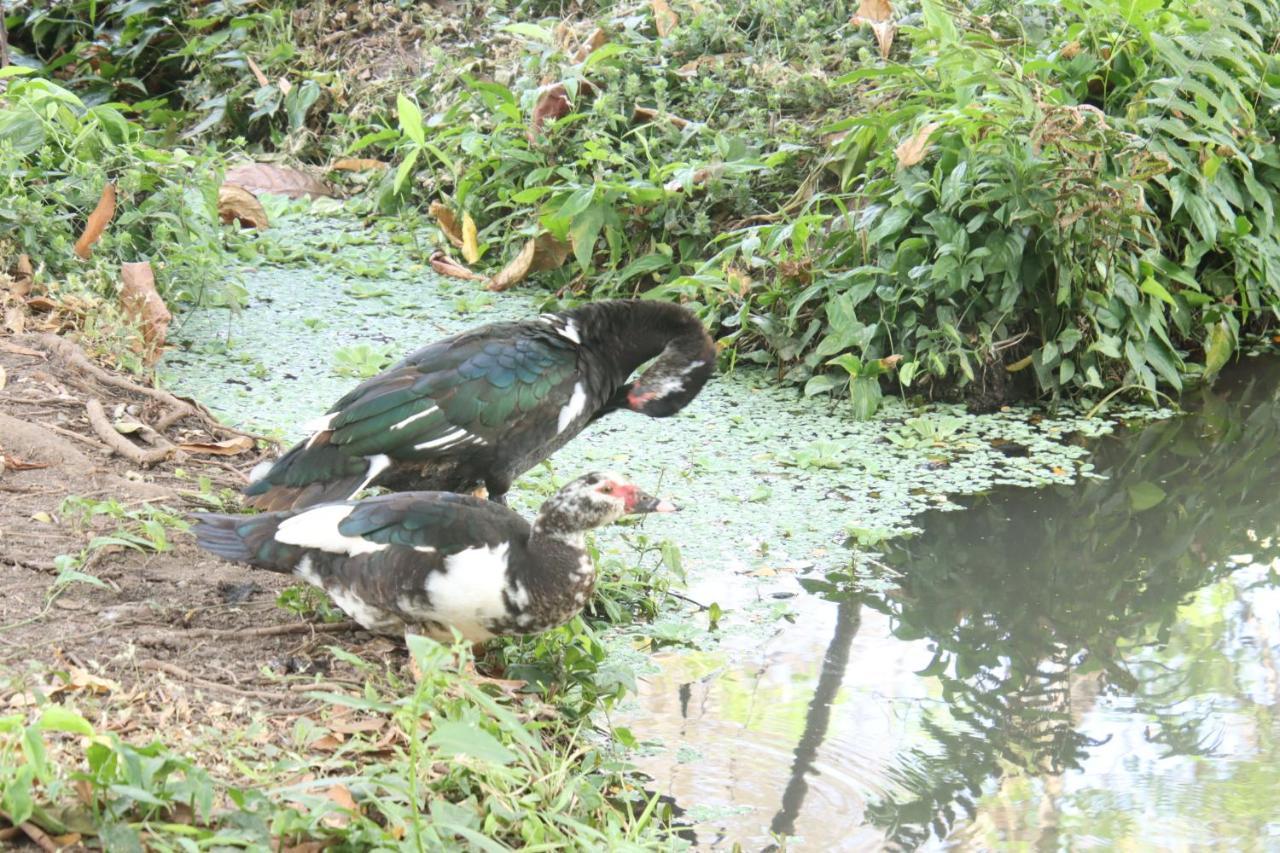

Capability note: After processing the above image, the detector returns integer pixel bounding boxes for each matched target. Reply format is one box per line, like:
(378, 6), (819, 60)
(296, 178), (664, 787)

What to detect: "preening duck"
(243, 299), (714, 511)
(194, 472), (676, 641)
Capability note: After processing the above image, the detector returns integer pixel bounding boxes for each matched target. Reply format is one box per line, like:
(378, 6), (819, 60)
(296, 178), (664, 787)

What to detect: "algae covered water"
(163, 215), (1280, 850)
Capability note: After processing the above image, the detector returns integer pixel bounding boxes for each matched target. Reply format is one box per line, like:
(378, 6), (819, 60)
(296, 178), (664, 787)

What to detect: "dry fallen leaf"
(529, 83), (573, 141)
(895, 121), (941, 167)
(633, 106), (691, 129)
(74, 182), (117, 260)
(322, 786), (356, 829)
(461, 213), (480, 264)
(572, 27), (608, 62)
(178, 436), (255, 456)
(1060, 40), (1082, 60)
(488, 234), (571, 292)
(429, 202), (465, 249)
(4, 304), (24, 335)
(329, 158), (389, 172)
(278, 77), (293, 96)
(652, 0), (679, 36)
(3, 453), (49, 471)
(853, 0), (893, 21)
(218, 184), (270, 229)
(224, 163), (336, 199)
(11, 254), (33, 298)
(310, 733), (345, 752)
(119, 262), (171, 360)
(246, 56), (270, 87)
(429, 250), (486, 282)
(852, 0), (896, 58)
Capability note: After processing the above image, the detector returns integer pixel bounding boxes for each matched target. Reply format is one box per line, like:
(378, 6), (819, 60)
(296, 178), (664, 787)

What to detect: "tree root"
(84, 398), (175, 467)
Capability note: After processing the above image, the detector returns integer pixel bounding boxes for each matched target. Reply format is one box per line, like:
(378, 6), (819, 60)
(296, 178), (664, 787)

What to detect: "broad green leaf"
(0, 66), (36, 79)
(1203, 321), (1234, 379)
(396, 94), (425, 146)
(617, 253), (670, 283)
(804, 374), (845, 397)
(38, 706), (94, 735)
(1128, 481), (1166, 511)
(570, 203), (606, 271)
(427, 720), (516, 765)
(1139, 277), (1175, 305)
(500, 22), (554, 43)
(393, 147), (420, 194)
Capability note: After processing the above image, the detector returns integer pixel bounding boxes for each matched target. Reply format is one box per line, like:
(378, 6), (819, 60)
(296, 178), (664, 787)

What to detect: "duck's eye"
(599, 484), (614, 494)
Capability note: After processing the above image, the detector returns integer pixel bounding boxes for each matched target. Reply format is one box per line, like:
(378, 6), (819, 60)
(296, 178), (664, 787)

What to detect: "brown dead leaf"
(11, 254), (33, 297)
(853, 0), (893, 21)
(675, 53), (743, 78)
(119, 262), (171, 360)
(329, 158), (389, 172)
(488, 239), (538, 292)
(224, 164), (336, 199)
(50, 666), (120, 695)
(633, 106), (691, 129)
(178, 436), (255, 456)
(279, 842), (336, 853)
(322, 785), (357, 829)
(652, 0), (679, 36)
(879, 354), (904, 369)
(218, 184), (270, 229)
(74, 182), (117, 260)
(246, 56), (270, 87)
(328, 717), (387, 736)
(895, 121), (941, 167)
(278, 77), (293, 96)
(310, 733), (345, 751)
(2, 454), (49, 471)
(572, 27), (608, 62)
(529, 83), (572, 141)
(429, 250), (487, 282)
(852, 0), (896, 58)
(5, 304), (24, 335)
(429, 202), (465, 249)
(461, 212), (480, 264)
(1060, 41), (1082, 60)
(488, 234), (571, 292)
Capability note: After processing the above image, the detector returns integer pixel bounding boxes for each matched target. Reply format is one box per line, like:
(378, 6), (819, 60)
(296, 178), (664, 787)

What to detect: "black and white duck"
(194, 472), (676, 641)
(243, 299), (714, 511)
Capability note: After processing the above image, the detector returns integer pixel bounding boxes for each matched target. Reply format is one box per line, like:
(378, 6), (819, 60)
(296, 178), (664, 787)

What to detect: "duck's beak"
(631, 489), (679, 514)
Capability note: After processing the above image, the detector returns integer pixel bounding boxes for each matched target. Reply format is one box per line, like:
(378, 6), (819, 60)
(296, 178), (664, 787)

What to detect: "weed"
(332, 343), (394, 379)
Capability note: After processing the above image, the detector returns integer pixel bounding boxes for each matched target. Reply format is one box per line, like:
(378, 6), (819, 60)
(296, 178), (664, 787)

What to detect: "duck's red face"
(593, 474), (678, 515)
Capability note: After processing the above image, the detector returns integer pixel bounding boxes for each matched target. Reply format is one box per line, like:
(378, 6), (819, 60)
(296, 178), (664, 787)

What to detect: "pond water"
(161, 215), (1278, 850)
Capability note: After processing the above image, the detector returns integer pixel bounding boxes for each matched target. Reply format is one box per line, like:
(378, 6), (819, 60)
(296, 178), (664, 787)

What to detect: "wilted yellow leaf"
(178, 436), (255, 456)
(429, 202), (465, 249)
(652, 0), (679, 36)
(462, 212), (480, 264)
(429, 250), (486, 282)
(895, 121), (941, 167)
(853, 0), (892, 21)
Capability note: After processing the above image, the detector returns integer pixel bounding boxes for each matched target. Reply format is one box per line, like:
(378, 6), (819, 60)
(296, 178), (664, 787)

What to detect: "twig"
(42, 422), (106, 449)
(0, 0), (9, 72)
(138, 659), (286, 701)
(165, 620), (360, 639)
(18, 822), (58, 853)
(84, 398), (174, 466)
(661, 588), (709, 611)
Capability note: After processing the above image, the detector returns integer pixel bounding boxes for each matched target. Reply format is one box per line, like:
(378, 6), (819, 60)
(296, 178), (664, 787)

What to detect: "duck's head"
(534, 471), (677, 534)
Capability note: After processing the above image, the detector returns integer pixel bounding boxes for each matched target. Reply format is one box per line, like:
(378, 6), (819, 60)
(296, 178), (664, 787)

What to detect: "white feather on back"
(423, 543), (513, 641)
(275, 505), (388, 556)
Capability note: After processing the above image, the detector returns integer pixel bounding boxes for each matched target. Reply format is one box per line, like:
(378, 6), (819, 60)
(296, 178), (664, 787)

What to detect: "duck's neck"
(566, 299), (713, 391)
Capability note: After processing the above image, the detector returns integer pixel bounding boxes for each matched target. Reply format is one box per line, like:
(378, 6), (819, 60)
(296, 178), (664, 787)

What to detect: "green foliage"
(0, 75), (241, 308)
(275, 584), (345, 623)
(332, 342), (395, 378)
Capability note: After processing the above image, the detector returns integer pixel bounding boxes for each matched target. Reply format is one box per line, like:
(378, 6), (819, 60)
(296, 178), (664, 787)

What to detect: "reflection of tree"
(852, 363), (1280, 850)
(769, 598), (862, 838)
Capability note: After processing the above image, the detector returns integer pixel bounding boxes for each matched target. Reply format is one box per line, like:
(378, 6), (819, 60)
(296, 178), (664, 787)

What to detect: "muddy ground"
(0, 332), (395, 727)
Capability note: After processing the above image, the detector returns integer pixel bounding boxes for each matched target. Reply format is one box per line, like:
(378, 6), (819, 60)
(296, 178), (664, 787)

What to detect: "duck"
(194, 472), (675, 641)
(243, 299), (714, 511)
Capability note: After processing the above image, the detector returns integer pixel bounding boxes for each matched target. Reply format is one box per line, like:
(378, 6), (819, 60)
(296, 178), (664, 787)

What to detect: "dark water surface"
(622, 360), (1280, 850)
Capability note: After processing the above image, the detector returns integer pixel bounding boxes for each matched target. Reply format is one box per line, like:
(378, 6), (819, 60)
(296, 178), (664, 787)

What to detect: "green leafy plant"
(332, 343), (395, 378)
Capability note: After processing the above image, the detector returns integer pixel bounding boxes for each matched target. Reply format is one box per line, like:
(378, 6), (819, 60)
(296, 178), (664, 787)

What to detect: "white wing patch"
(354, 454), (391, 494)
(391, 405), (439, 431)
(275, 505), (388, 556)
(540, 313), (581, 344)
(248, 459), (274, 484)
(557, 382), (588, 433)
(423, 543), (513, 641)
(414, 427), (468, 451)
(302, 412), (338, 433)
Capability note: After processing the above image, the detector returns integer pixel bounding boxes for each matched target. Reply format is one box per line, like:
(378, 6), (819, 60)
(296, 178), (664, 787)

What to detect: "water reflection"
(861, 361), (1280, 848)
(624, 360), (1280, 850)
